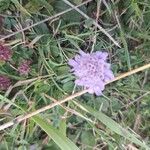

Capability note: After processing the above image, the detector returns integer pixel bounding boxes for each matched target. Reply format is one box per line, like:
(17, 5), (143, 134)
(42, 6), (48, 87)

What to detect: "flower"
(0, 44), (12, 61)
(0, 75), (11, 91)
(18, 60), (31, 75)
(68, 50), (114, 95)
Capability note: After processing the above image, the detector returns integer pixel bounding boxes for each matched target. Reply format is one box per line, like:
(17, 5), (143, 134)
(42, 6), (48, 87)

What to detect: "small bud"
(0, 44), (12, 61)
(18, 60), (31, 75)
(0, 75), (11, 91)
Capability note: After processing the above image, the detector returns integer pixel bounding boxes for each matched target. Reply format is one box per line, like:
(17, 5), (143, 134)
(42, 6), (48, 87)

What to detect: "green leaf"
(0, 0), (10, 12)
(74, 102), (149, 149)
(73, 0), (82, 5)
(34, 81), (50, 93)
(62, 81), (74, 92)
(32, 116), (80, 150)
(53, 0), (86, 23)
(25, 0), (53, 14)
(81, 131), (95, 150)
(39, 0), (53, 14)
(59, 119), (67, 136)
(11, 0), (31, 16)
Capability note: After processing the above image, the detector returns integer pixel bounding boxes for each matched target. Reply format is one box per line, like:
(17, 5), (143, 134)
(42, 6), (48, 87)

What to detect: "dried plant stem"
(0, 89), (88, 131)
(108, 63), (150, 84)
(0, 0), (92, 41)
(62, 0), (120, 47)
(44, 94), (93, 123)
(0, 63), (150, 131)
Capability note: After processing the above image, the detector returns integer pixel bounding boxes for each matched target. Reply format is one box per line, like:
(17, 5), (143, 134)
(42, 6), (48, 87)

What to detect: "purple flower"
(18, 60), (31, 75)
(0, 75), (11, 91)
(0, 44), (12, 61)
(68, 50), (114, 95)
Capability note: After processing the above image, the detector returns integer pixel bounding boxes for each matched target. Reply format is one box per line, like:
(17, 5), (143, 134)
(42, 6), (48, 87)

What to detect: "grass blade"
(74, 101), (149, 149)
(32, 116), (80, 150)
(10, 0), (31, 16)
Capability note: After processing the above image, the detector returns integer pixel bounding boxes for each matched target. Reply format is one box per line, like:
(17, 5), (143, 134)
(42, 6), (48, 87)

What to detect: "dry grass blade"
(61, 0), (120, 47)
(0, 63), (149, 131)
(0, 0), (92, 41)
(108, 63), (150, 84)
(44, 94), (94, 123)
(0, 89), (88, 131)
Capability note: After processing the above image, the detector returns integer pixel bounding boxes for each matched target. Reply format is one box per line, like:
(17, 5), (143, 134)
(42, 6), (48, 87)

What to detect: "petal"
(75, 55), (81, 61)
(104, 63), (111, 69)
(75, 79), (83, 86)
(96, 51), (108, 60)
(95, 90), (102, 96)
(68, 59), (77, 66)
(93, 85), (104, 96)
(79, 50), (87, 56)
(103, 77), (110, 82)
(87, 88), (94, 94)
(104, 70), (114, 80)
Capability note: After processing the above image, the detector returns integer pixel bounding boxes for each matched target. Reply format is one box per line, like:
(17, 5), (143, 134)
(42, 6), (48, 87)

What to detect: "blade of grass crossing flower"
(32, 116), (80, 150)
(73, 101), (149, 149)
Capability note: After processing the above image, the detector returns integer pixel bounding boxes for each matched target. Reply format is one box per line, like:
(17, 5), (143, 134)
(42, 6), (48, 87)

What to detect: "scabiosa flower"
(0, 75), (11, 91)
(18, 60), (31, 75)
(68, 50), (114, 95)
(0, 44), (12, 61)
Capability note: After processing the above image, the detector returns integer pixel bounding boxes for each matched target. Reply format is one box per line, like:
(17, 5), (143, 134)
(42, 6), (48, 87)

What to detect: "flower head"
(0, 44), (12, 61)
(18, 60), (31, 75)
(68, 50), (114, 95)
(0, 75), (11, 91)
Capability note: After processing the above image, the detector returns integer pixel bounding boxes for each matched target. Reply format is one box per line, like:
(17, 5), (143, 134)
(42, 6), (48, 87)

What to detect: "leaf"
(59, 119), (67, 136)
(25, 0), (53, 14)
(32, 116), (80, 150)
(25, 0), (43, 13)
(53, 0), (86, 23)
(62, 81), (74, 92)
(10, 0), (31, 16)
(73, 0), (82, 5)
(39, 0), (53, 14)
(33, 19), (50, 34)
(0, 0), (10, 13)
(34, 81), (50, 94)
(81, 131), (95, 150)
(74, 102), (149, 149)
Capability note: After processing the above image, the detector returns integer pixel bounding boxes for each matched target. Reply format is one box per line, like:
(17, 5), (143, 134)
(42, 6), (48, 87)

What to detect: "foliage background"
(0, 0), (150, 149)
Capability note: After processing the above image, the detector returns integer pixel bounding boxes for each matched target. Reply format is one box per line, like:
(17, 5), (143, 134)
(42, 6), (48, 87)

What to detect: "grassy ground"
(0, 0), (150, 149)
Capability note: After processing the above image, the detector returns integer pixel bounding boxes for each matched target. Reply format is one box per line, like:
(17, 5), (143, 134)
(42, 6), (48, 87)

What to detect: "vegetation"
(0, 0), (150, 149)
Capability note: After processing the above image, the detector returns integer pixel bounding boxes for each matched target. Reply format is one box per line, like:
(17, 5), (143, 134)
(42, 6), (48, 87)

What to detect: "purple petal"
(96, 51), (108, 60)
(104, 63), (111, 69)
(68, 59), (77, 66)
(87, 88), (94, 94)
(79, 50), (87, 56)
(75, 79), (83, 86)
(104, 70), (114, 80)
